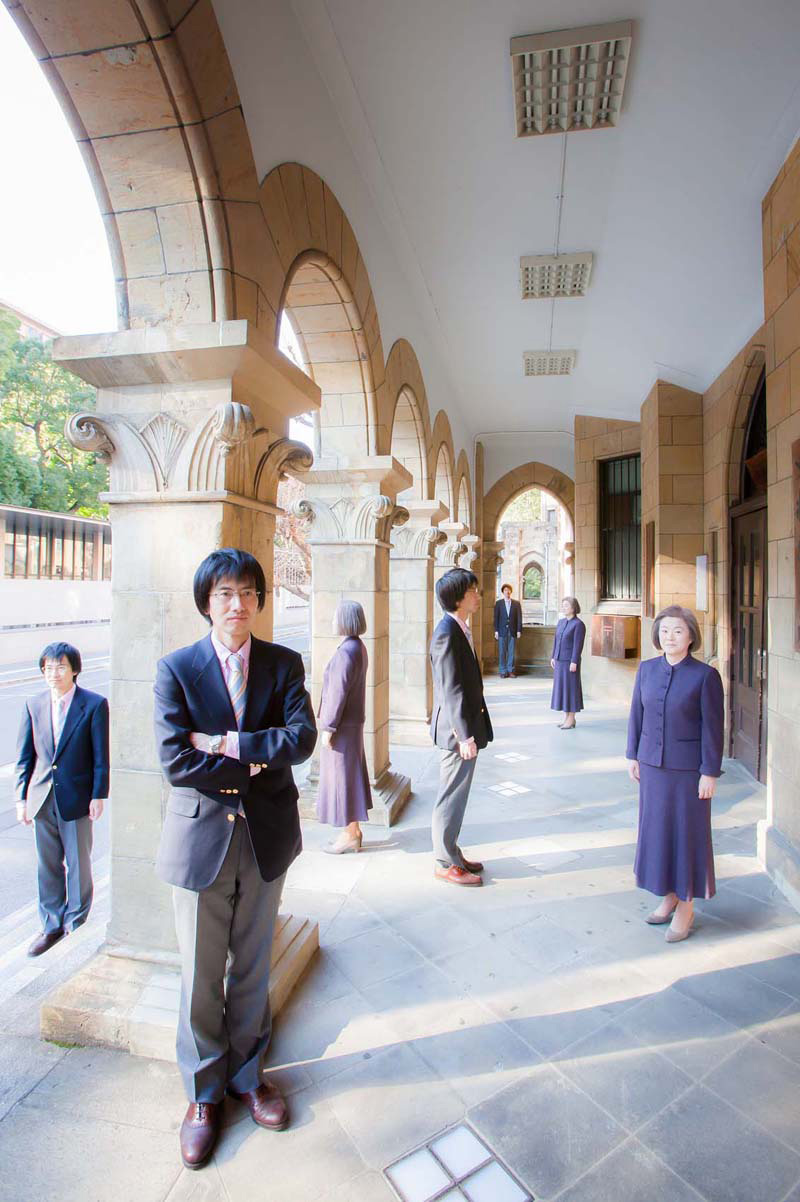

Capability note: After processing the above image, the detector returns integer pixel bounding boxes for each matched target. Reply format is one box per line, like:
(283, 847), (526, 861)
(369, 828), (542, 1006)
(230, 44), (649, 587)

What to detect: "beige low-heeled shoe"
(323, 832), (363, 855)
(665, 919), (694, 943)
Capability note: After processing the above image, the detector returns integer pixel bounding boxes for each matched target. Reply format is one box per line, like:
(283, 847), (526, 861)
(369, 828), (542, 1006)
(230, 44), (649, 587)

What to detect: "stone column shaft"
(390, 500), (446, 745)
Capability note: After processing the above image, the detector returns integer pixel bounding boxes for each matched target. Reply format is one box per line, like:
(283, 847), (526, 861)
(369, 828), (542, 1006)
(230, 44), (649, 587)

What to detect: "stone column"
(434, 521), (467, 597)
(480, 540), (504, 669)
(40, 321), (321, 1053)
(298, 457), (414, 825)
(460, 533), (483, 660)
(390, 500), (446, 745)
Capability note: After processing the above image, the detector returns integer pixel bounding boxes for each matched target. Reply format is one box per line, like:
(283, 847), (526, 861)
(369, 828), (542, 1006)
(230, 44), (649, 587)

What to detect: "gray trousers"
(432, 749), (477, 869)
(33, 792), (93, 934)
(172, 815), (286, 1103)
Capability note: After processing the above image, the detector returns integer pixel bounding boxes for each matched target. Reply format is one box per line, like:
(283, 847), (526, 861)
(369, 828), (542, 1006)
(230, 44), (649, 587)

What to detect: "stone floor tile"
(390, 904), (486, 962)
(321, 898), (387, 947)
(318, 1042), (465, 1170)
(468, 1062), (625, 1198)
(163, 1163), (229, 1201)
(738, 951), (800, 998)
(703, 1039), (800, 1151)
(292, 946), (365, 1005)
(554, 1019), (693, 1131)
(322, 1170), (397, 1201)
(215, 1088), (366, 1202)
(673, 964), (795, 1030)
(22, 1044), (186, 1131)
(553, 1136), (704, 1202)
(752, 1010), (800, 1067)
(618, 985), (749, 1079)
(638, 1085), (800, 1202)
(0, 1030), (67, 1121)
(505, 912), (592, 973)
(0, 1103), (180, 1202)
(268, 988), (395, 1085)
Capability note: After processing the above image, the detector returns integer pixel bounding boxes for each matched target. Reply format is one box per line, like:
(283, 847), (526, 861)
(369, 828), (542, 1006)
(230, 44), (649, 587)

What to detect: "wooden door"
(730, 505), (768, 781)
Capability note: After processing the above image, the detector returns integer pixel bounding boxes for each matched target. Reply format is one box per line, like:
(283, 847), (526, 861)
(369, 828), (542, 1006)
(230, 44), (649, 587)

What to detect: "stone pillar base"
(758, 820), (800, 915)
(369, 769), (412, 826)
(389, 714), (431, 746)
(40, 914), (318, 1061)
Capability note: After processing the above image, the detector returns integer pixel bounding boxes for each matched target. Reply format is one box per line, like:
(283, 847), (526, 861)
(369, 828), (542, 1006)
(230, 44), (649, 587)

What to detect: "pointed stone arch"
(384, 339), (433, 500)
(725, 344), (767, 503)
(454, 452), (473, 530)
(431, 411), (456, 518)
(484, 462), (575, 540)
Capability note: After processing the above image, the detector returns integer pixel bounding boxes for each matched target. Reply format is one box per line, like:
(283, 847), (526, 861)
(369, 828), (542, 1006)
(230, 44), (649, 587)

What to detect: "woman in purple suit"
(626, 606), (724, 943)
(550, 597), (586, 729)
(317, 600), (372, 853)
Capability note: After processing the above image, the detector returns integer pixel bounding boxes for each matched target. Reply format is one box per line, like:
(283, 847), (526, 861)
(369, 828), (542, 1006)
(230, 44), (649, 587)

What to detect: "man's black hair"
(501, 583), (513, 594)
(436, 568), (479, 614)
(39, 642), (82, 676)
(193, 548), (267, 623)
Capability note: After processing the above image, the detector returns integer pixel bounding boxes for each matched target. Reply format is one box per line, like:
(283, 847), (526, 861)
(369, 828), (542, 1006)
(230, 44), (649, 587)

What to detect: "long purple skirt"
(634, 762), (716, 901)
(316, 722), (372, 826)
(550, 661), (584, 712)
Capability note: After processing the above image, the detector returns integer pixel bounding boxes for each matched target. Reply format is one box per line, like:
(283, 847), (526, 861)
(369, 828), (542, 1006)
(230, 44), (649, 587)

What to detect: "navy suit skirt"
(634, 762), (716, 901)
(550, 662), (583, 712)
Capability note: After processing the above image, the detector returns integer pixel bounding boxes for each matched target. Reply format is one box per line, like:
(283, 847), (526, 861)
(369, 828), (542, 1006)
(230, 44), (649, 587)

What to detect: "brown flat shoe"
(27, 929), (64, 957)
(229, 1081), (289, 1130)
(180, 1101), (220, 1169)
(462, 858), (484, 873)
(434, 864), (482, 887)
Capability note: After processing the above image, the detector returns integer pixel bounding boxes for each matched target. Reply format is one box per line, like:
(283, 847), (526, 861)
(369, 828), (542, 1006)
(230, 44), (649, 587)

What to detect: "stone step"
(39, 912), (319, 1061)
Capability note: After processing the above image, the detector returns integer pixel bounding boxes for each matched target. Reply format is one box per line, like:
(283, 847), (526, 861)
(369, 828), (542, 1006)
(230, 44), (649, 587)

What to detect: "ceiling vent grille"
(510, 21), (633, 137)
(520, 253), (593, 299)
(523, 349), (577, 377)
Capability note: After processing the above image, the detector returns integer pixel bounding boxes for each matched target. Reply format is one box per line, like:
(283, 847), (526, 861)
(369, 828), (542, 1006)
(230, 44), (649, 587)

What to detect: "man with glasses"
(153, 548), (316, 1170)
(14, 642), (109, 955)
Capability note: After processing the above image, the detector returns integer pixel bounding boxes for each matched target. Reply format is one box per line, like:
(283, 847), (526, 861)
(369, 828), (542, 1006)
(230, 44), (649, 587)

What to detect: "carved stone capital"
(65, 413), (115, 463)
(211, 401), (254, 457)
(391, 524), (447, 560)
(292, 495), (408, 544)
(435, 521), (468, 567)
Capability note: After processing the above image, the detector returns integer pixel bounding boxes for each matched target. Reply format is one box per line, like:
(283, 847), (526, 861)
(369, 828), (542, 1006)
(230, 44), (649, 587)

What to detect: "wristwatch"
(208, 734), (224, 755)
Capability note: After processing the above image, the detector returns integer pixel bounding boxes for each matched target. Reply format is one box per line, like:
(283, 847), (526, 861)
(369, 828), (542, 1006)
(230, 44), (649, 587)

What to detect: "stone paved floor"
(2, 674), (800, 1201)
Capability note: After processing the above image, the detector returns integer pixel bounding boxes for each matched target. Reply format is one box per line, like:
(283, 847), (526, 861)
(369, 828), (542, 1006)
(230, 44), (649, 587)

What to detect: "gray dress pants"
(172, 815), (286, 1103)
(432, 749), (477, 869)
(33, 791), (93, 934)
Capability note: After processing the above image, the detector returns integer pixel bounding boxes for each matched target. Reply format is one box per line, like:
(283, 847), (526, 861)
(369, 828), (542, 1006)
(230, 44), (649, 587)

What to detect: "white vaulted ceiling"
(217, 0), (800, 453)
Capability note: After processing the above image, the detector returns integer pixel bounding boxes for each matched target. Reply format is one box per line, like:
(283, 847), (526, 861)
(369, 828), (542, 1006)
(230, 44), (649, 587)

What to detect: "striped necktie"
(228, 653), (246, 729)
(54, 697), (67, 744)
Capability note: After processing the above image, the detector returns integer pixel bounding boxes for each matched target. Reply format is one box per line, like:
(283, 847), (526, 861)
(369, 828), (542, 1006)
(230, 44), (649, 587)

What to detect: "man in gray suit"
(430, 568), (493, 886)
(153, 548), (316, 1169)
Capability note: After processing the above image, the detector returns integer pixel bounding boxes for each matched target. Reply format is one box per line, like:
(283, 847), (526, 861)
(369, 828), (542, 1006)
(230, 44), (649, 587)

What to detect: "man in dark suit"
(493, 583), (523, 677)
(153, 548), (316, 1170)
(15, 641), (109, 956)
(430, 568), (493, 886)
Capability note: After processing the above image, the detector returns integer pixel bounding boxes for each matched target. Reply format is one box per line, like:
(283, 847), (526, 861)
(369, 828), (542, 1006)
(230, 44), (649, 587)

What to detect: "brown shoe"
(180, 1101), (220, 1169)
(228, 1081), (289, 1130)
(27, 929), (64, 957)
(462, 858), (484, 874)
(434, 864), (482, 887)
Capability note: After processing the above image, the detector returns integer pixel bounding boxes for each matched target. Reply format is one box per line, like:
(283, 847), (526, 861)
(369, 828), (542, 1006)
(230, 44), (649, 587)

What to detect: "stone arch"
(455, 452), (473, 530)
(8, 0), (265, 330)
(520, 555), (545, 601)
(430, 411), (456, 518)
(725, 344), (767, 503)
(484, 462), (575, 541)
(384, 340), (433, 499)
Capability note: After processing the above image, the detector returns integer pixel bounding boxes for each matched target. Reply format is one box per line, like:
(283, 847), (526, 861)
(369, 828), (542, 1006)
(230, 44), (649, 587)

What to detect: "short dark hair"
(501, 583), (513, 595)
(39, 642), (81, 676)
(436, 568), (479, 613)
(193, 548), (267, 623)
(652, 605), (702, 652)
(562, 596), (581, 615)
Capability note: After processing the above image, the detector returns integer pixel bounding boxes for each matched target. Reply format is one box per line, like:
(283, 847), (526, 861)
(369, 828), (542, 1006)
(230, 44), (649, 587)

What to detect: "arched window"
(523, 563), (543, 600)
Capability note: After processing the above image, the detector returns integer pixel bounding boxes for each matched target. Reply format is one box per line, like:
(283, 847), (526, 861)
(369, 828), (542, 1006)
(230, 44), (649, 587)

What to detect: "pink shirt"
(51, 684), (76, 744)
(210, 633), (253, 766)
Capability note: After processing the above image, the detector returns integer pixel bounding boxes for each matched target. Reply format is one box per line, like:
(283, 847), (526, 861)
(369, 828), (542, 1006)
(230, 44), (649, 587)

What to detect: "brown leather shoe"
(228, 1081), (289, 1130)
(462, 858), (484, 874)
(180, 1101), (220, 1169)
(434, 864), (482, 887)
(27, 929), (64, 957)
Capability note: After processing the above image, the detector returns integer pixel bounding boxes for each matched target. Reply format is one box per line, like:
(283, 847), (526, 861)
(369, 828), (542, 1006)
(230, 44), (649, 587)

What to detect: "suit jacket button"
(232, 789), (238, 794)
(227, 813), (235, 822)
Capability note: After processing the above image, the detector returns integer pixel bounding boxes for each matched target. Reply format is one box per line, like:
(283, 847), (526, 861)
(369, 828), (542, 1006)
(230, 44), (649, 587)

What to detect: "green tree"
(0, 427), (41, 506)
(502, 488), (543, 524)
(0, 335), (108, 516)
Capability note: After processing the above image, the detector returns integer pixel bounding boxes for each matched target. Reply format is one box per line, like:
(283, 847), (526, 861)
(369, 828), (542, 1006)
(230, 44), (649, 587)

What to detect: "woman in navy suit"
(550, 597), (586, 729)
(626, 606), (724, 943)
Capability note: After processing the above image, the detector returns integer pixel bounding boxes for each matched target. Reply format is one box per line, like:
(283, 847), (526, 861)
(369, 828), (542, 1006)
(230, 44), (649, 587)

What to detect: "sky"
(0, 5), (117, 335)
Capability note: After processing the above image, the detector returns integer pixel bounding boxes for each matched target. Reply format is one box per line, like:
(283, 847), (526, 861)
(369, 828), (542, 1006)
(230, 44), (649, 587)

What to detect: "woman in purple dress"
(550, 597), (586, 729)
(317, 600), (372, 853)
(626, 606), (724, 943)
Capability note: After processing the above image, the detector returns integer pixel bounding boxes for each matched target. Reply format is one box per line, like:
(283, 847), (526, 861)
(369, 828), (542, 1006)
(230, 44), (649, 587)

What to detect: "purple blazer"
(318, 637), (367, 731)
(552, 617), (586, 664)
(626, 653), (724, 775)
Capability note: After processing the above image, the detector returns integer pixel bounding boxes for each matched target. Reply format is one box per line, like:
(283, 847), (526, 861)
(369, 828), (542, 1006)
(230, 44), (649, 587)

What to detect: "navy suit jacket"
(626, 653), (724, 775)
(494, 597), (523, 636)
(15, 685), (109, 821)
(430, 614), (493, 751)
(552, 617), (586, 664)
(153, 633), (317, 891)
